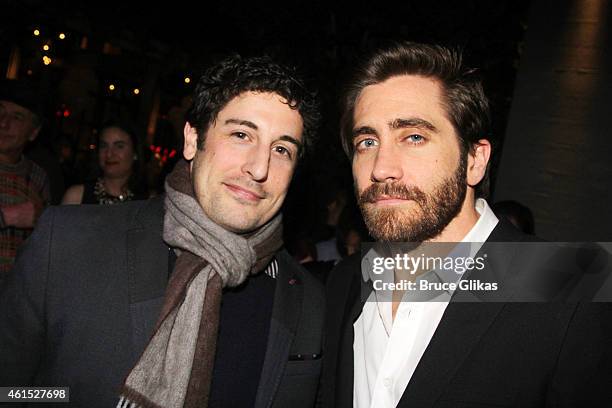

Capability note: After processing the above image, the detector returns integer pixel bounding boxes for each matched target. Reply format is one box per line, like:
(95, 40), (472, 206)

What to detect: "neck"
(429, 191), (480, 243)
(103, 175), (130, 196)
(0, 151), (22, 165)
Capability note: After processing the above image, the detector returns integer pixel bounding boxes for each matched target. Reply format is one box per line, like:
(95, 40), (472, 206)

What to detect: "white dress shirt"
(353, 198), (499, 408)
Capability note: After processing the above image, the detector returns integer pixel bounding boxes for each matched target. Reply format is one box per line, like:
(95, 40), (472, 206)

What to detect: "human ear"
(467, 139), (491, 187)
(28, 125), (41, 142)
(183, 122), (198, 160)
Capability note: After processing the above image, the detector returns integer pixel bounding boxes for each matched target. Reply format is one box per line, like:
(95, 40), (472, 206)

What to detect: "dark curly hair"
(186, 54), (320, 158)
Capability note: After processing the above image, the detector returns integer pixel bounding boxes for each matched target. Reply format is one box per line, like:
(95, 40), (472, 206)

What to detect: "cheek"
(267, 164), (294, 200)
(14, 122), (28, 134)
(192, 154), (215, 192)
(352, 159), (371, 189)
(418, 156), (456, 189)
(119, 147), (133, 161)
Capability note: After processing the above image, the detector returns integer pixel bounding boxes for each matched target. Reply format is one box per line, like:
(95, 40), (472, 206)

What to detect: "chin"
(225, 221), (258, 234)
(215, 214), (258, 234)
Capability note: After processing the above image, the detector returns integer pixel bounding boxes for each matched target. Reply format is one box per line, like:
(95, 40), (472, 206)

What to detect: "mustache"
(358, 182), (426, 204)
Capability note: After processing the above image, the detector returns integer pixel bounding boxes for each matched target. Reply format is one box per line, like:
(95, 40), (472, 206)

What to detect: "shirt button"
(383, 378), (392, 388)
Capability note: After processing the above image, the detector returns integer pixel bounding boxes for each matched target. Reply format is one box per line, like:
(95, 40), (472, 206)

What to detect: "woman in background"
(62, 122), (146, 205)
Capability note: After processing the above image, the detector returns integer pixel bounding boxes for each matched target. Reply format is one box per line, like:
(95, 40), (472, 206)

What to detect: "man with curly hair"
(0, 55), (324, 408)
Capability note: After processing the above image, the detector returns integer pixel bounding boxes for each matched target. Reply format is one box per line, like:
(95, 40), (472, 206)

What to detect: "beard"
(357, 156), (467, 242)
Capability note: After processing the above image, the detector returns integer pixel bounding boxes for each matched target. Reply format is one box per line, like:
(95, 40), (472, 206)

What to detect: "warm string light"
(184, 77), (191, 84)
(58, 33), (66, 40)
(33, 29), (40, 36)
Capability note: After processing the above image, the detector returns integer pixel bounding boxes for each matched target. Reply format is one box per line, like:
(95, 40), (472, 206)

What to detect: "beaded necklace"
(93, 177), (134, 205)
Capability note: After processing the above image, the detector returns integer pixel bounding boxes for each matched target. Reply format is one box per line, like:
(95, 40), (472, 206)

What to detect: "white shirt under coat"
(353, 198), (499, 408)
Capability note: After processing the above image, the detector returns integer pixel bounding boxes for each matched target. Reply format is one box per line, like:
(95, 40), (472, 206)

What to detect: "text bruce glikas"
(371, 253), (487, 275)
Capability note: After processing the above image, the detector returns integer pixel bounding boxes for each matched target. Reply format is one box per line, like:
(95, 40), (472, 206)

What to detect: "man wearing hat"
(0, 79), (50, 279)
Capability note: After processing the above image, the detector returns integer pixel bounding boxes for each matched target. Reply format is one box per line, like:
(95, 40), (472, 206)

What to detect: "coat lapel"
(396, 301), (505, 407)
(396, 221), (524, 407)
(254, 251), (303, 408)
(336, 272), (372, 408)
(126, 197), (170, 361)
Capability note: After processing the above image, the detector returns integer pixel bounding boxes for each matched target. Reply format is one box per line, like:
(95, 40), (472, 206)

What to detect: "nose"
(371, 143), (404, 183)
(242, 144), (270, 182)
(110, 144), (124, 159)
(100, 147), (112, 161)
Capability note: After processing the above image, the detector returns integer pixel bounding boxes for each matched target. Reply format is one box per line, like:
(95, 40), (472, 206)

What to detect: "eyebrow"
(278, 135), (303, 152)
(225, 118), (258, 130)
(352, 126), (378, 138)
(389, 118), (438, 132)
(351, 117), (438, 140)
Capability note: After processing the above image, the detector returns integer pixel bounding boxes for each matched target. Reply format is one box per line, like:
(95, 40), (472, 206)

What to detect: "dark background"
(1, 0), (532, 238)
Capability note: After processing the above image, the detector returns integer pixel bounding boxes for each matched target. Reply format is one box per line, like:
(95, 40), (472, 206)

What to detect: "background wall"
(494, 0), (612, 241)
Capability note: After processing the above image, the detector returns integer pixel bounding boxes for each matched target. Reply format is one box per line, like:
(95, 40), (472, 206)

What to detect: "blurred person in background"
(335, 201), (369, 259)
(61, 121), (147, 204)
(0, 79), (50, 280)
(315, 187), (348, 262)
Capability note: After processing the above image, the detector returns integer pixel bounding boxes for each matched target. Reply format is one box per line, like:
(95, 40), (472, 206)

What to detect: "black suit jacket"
(0, 197), (325, 408)
(321, 221), (612, 407)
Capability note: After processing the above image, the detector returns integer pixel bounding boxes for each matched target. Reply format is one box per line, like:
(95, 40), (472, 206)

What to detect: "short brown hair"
(340, 41), (492, 197)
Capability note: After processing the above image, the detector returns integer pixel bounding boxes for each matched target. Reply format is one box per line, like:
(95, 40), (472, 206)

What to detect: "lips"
(224, 183), (265, 202)
(371, 195), (411, 205)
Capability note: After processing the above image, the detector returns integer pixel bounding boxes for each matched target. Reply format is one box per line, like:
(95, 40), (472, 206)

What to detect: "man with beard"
(320, 42), (612, 408)
(1, 55), (324, 408)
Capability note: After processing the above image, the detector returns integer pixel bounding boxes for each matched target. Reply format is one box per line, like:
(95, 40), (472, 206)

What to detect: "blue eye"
(407, 134), (425, 144)
(356, 138), (378, 149)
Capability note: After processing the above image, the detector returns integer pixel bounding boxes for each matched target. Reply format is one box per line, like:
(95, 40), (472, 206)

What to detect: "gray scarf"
(118, 160), (283, 408)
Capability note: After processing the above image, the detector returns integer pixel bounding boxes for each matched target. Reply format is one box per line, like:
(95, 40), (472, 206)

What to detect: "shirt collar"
(461, 198), (499, 245)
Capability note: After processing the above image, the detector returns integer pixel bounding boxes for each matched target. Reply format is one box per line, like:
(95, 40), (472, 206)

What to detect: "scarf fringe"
(117, 386), (164, 408)
(116, 396), (136, 408)
(116, 397), (138, 408)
